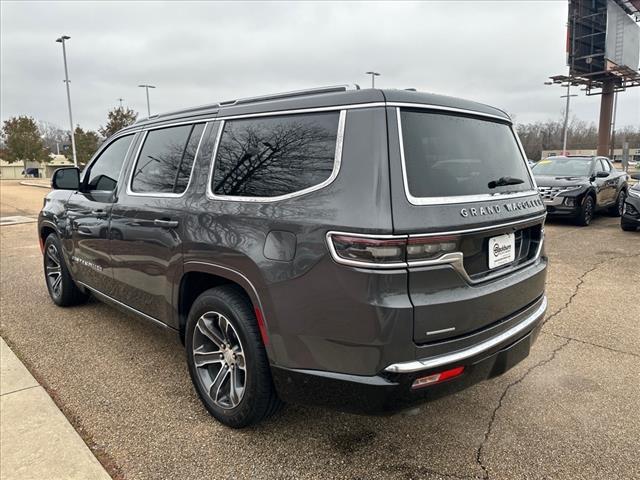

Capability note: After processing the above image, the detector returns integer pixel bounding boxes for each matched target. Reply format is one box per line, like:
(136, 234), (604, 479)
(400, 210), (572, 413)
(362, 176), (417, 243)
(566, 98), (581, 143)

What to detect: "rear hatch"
(388, 106), (546, 344)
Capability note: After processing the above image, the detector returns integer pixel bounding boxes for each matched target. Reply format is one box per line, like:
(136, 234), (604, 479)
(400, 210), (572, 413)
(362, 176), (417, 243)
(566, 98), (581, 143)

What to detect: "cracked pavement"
(1, 183), (639, 480)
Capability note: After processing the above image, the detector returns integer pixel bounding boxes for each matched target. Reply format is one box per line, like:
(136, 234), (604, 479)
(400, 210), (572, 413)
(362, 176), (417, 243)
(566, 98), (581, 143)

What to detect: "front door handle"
(153, 219), (179, 228)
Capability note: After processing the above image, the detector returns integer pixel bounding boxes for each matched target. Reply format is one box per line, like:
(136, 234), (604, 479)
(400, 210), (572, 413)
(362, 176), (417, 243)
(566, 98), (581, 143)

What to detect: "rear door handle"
(153, 219), (179, 228)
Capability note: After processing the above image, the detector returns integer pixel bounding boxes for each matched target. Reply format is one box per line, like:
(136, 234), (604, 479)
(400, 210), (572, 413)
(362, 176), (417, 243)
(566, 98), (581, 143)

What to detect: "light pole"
(138, 84), (156, 116)
(545, 79), (577, 154)
(365, 71), (380, 88)
(56, 35), (77, 167)
(117, 98), (124, 108)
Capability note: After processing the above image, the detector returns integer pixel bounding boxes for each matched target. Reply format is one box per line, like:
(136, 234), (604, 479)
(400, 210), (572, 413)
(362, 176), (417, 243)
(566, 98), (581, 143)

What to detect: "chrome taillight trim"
(326, 221), (545, 284)
(325, 231), (408, 269)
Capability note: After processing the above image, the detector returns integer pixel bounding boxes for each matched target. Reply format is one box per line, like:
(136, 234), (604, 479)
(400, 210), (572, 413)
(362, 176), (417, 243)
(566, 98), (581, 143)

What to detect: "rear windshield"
(531, 157), (593, 177)
(400, 110), (532, 199)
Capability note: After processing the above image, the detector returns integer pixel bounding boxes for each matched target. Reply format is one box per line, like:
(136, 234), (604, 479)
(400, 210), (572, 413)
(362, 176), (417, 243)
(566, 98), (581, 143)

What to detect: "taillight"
(411, 366), (465, 389)
(406, 236), (459, 261)
(330, 235), (406, 265)
(327, 233), (460, 267)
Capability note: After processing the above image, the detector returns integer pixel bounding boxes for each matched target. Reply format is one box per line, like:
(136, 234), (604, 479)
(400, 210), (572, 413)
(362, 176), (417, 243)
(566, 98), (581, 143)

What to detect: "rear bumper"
(272, 296), (546, 413)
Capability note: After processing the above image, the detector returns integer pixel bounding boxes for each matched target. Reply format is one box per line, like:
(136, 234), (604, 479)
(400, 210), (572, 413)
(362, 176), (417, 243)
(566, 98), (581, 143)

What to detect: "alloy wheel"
(45, 243), (63, 297)
(584, 198), (594, 224)
(192, 311), (247, 409)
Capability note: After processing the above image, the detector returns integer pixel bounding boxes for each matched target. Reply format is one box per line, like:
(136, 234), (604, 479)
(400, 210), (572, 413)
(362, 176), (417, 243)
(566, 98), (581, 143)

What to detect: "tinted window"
(212, 112), (340, 197)
(131, 123), (204, 194)
(400, 110), (532, 198)
(533, 157), (593, 176)
(85, 134), (134, 192)
(599, 159), (611, 172)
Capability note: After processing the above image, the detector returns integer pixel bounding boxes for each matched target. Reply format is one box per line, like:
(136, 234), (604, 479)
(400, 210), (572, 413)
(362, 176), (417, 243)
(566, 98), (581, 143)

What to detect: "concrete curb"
(19, 181), (51, 189)
(0, 338), (112, 480)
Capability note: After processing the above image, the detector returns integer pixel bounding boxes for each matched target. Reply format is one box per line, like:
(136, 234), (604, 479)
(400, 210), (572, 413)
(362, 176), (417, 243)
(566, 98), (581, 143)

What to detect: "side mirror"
(596, 171), (609, 178)
(51, 167), (80, 190)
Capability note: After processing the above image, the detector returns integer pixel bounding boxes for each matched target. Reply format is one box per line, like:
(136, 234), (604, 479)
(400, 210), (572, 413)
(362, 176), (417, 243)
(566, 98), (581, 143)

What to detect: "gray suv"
(39, 85), (547, 428)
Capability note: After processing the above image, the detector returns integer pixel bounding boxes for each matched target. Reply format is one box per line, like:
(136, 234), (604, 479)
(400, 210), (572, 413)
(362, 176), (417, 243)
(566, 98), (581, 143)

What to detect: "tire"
(608, 190), (626, 217)
(185, 285), (282, 428)
(621, 220), (637, 232)
(43, 234), (89, 306)
(576, 195), (595, 226)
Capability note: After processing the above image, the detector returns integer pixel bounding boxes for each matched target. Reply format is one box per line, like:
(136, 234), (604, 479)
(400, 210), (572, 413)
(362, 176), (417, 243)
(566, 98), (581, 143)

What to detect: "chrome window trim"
(78, 281), (170, 330)
(395, 107), (539, 206)
(386, 102), (510, 123)
(82, 132), (138, 194)
(126, 122), (207, 198)
(206, 109), (347, 203)
(511, 123), (539, 189)
(384, 296), (547, 373)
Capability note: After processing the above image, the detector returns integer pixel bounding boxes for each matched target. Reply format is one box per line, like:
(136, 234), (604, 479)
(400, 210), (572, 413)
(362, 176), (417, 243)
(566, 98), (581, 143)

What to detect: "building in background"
(0, 154), (73, 179)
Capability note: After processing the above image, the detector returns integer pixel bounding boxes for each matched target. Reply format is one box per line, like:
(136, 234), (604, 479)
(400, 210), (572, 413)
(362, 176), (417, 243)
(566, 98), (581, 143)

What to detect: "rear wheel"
(576, 196), (595, 226)
(43, 234), (88, 306)
(185, 286), (282, 428)
(608, 190), (626, 217)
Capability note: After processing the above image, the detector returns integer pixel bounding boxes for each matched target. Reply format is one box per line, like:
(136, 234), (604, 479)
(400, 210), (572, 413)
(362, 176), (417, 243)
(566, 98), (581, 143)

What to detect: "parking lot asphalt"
(0, 184), (638, 480)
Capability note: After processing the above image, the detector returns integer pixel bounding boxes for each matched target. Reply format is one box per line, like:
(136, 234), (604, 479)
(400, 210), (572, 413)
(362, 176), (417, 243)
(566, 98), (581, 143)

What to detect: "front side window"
(211, 112), (340, 198)
(85, 134), (134, 192)
(131, 123), (205, 194)
(400, 110), (533, 199)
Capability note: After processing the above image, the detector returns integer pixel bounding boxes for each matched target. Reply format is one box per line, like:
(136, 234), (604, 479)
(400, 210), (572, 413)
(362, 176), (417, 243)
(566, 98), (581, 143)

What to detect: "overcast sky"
(1, 1), (639, 133)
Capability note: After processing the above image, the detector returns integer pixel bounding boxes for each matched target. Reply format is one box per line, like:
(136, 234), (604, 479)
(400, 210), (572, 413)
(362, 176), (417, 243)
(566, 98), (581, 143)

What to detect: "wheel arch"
(177, 262), (270, 348)
(39, 221), (59, 252)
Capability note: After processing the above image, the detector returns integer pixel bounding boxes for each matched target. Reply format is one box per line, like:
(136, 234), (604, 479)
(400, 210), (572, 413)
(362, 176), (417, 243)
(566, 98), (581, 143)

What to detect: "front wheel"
(185, 286), (282, 428)
(43, 234), (88, 306)
(576, 196), (595, 226)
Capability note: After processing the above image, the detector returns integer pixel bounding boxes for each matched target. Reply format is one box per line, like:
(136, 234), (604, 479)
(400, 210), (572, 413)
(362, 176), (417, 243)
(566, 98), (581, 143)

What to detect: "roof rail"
(131, 84), (361, 125)
(218, 84), (360, 107)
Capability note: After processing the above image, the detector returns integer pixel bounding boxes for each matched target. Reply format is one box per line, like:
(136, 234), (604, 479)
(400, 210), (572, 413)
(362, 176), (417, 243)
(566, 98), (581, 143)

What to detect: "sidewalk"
(0, 338), (111, 480)
(18, 180), (50, 189)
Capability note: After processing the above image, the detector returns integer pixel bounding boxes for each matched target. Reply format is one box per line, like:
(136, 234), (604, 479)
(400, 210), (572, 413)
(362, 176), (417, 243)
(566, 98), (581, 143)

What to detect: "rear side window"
(211, 111), (341, 198)
(131, 123), (205, 194)
(85, 134), (134, 192)
(400, 110), (533, 199)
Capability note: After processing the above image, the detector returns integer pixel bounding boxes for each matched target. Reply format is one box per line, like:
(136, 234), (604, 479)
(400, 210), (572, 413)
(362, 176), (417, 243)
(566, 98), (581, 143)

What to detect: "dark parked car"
(621, 182), (640, 231)
(39, 86), (548, 427)
(532, 156), (628, 226)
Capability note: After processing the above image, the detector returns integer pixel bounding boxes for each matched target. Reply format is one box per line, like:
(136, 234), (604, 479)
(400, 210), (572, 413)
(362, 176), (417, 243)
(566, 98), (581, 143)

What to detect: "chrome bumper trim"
(384, 296), (547, 374)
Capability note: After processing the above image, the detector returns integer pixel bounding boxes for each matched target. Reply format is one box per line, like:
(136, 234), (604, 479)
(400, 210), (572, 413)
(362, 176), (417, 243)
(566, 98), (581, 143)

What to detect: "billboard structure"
(550, 0), (639, 155)
(564, 0), (639, 90)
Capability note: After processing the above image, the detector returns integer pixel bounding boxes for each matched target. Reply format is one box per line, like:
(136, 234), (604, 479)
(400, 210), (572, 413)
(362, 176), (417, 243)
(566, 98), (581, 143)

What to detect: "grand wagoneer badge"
(460, 198), (543, 217)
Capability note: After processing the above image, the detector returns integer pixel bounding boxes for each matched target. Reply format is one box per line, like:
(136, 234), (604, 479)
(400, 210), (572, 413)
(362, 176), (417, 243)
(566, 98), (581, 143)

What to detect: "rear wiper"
(487, 176), (525, 189)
